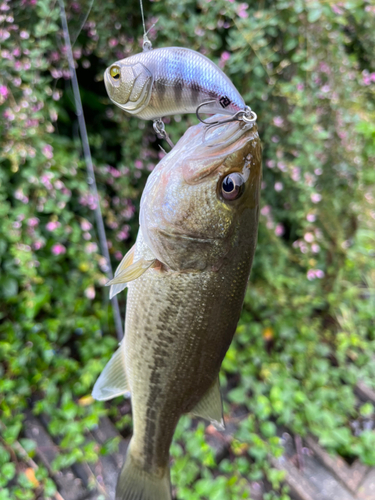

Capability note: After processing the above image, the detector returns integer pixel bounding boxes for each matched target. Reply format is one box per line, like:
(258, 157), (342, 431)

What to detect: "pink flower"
(307, 269), (316, 281)
(116, 226), (130, 241)
(273, 116), (284, 127)
(109, 166), (121, 177)
(27, 217), (39, 227)
(306, 213), (316, 222)
(304, 232), (314, 243)
(0, 85), (8, 98)
(219, 51), (231, 67)
(261, 205), (271, 216)
(51, 243), (66, 255)
(85, 242), (98, 254)
(135, 160), (143, 169)
(274, 182), (283, 192)
(332, 4), (344, 15)
(42, 144), (53, 159)
(3, 109), (15, 121)
(46, 221), (61, 231)
(291, 167), (300, 181)
(33, 240), (44, 250)
(84, 286), (96, 300)
(275, 224), (284, 237)
(297, 83), (304, 91)
(266, 160), (275, 169)
(312, 244), (320, 253)
(307, 268), (325, 280)
(311, 193), (322, 203)
(237, 3), (249, 18)
(80, 219), (92, 231)
(41, 175), (53, 190)
(319, 62), (330, 74)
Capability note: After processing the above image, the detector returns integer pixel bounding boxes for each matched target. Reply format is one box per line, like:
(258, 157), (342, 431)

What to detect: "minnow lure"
(104, 46), (257, 132)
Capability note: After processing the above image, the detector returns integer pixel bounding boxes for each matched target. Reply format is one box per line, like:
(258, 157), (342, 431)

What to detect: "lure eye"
(221, 173), (245, 201)
(110, 66), (120, 80)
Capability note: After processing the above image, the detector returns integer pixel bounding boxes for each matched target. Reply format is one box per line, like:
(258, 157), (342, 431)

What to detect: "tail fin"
(116, 448), (171, 500)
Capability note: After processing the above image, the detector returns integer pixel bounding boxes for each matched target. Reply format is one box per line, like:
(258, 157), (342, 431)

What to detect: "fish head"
(140, 116), (262, 272)
(104, 60), (153, 114)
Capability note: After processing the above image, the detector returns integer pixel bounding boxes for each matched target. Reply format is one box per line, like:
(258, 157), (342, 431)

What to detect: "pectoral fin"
(107, 253), (156, 299)
(92, 343), (129, 401)
(190, 377), (224, 430)
(109, 245), (135, 299)
(115, 245), (136, 275)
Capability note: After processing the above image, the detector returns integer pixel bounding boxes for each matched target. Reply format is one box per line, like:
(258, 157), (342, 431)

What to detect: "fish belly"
(124, 253), (252, 473)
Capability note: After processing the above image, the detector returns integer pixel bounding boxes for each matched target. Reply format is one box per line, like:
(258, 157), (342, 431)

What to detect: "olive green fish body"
(93, 116), (262, 500)
(126, 224), (257, 474)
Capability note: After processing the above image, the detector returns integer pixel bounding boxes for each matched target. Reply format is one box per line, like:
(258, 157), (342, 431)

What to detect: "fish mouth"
(202, 115), (256, 149)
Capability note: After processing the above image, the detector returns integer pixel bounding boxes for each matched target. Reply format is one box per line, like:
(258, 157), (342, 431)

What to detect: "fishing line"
(70, 0), (95, 47)
(139, 0), (153, 50)
(58, 0), (124, 342)
(140, 0), (147, 39)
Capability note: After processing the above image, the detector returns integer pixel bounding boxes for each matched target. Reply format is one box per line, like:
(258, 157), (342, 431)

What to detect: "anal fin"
(92, 343), (130, 401)
(190, 377), (224, 430)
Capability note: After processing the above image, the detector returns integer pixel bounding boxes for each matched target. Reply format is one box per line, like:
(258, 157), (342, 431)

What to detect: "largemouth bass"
(92, 115), (262, 500)
(104, 47), (247, 120)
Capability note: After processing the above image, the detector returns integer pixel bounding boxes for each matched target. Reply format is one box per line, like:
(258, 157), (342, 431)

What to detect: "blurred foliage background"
(0, 0), (375, 499)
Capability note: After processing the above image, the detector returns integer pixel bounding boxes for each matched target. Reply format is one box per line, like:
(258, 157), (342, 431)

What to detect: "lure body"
(93, 115), (262, 500)
(104, 47), (246, 120)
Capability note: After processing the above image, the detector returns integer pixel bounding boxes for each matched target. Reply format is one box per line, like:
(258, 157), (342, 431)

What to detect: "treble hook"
(196, 101), (257, 130)
(195, 100), (218, 125)
(153, 119), (175, 149)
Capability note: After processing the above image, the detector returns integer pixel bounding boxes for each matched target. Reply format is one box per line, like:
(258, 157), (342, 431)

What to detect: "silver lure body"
(104, 47), (246, 120)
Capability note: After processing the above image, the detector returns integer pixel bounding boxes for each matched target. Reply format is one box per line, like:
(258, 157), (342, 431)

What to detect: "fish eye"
(109, 66), (120, 80)
(221, 173), (245, 201)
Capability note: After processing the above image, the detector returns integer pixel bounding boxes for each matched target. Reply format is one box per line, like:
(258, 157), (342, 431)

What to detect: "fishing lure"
(104, 36), (256, 144)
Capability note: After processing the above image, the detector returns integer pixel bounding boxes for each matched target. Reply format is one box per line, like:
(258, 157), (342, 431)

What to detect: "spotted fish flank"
(93, 115), (262, 500)
(104, 47), (246, 120)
